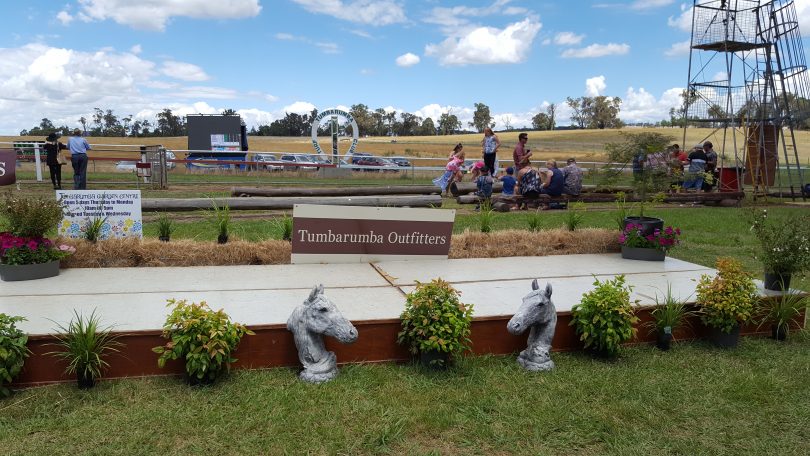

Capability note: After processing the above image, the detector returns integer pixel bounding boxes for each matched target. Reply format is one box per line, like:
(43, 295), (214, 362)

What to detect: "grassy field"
(6, 126), (810, 164)
(1, 336), (808, 455)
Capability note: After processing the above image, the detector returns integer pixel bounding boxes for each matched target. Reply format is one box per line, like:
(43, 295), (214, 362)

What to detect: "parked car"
(279, 154), (319, 171)
(349, 152), (373, 164)
(307, 154), (333, 165)
(390, 157), (411, 167)
(353, 156), (400, 172)
(252, 153), (283, 171)
(115, 161), (137, 172)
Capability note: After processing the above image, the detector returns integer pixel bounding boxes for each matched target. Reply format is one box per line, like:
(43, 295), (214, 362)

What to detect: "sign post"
(56, 190), (143, 239)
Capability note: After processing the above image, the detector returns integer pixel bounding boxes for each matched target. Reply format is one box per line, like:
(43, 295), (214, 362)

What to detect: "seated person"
(499, 166), (517, 196)
(472, 162), (494, 210)
(683, 146), (707, 191)
(562, 158), (583, 196)
(539, 160), (564, 197)
(516, 165), (541, 198)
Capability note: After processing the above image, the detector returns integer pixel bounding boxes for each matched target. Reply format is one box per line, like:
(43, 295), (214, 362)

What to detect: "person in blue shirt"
(539, 160), (564, 197)
(499, 166), (517, 196)
(67, 128), (91, 189)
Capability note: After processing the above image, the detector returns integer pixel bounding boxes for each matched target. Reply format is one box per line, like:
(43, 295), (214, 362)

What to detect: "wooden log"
(231, 185), (441, 197)
(450, 181), (504, 196)
(456, 191), (745, 205)
(142, 195), (443, 211)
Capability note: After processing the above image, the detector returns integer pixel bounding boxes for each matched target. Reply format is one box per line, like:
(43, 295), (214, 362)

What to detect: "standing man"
(702, 141), (718, 192)
(481, 127), (500, 176)
(68, 128), (91, 189)
(513, 132), (532, 169)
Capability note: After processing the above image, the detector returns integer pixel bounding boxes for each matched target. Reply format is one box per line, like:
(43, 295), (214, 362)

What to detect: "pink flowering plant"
(619, 223), (681, 252)
(0, 232), (75, 265)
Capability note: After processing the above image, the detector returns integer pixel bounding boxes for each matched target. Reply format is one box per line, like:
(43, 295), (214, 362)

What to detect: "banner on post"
(57, 190), (143, 239)
(291, 204), (455, 264)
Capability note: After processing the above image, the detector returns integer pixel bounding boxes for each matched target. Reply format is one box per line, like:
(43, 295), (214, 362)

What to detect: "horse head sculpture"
(287, 284), (358, 383)
(507, 279), (557, 371)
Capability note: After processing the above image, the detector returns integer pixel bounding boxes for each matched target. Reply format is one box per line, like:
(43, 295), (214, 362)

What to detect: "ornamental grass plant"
(46, 309), (122, 388)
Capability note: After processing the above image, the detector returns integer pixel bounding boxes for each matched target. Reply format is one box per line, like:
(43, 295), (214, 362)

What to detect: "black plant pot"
(77, 371), (95, 390)
(186, 373), (216, 386)
(771, 324), (787, 341)
(709, 324), (740, 348)
(656, 331), (673, 351)
(621, 246), (666, 261)
(419, 350), (450, 370)
(217, 234), (229, 244)
(159, 235), (170, 242)
(588, 346), (618, 360)
(763, 272), (791, 291)
(623, 216), (664, 236)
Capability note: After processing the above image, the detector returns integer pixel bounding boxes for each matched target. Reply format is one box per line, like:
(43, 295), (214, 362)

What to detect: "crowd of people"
(434, 131), (584, 210)
(645, 141), (719, 192)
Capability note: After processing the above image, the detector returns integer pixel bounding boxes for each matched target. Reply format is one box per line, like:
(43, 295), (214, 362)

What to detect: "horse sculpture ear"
(545, 282), (553, 298)
(307, 284), (324, 302)
(532, 279), (539, 291)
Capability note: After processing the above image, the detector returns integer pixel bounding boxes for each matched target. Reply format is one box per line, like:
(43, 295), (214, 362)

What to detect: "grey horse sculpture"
(506, 279), (557, 372)
(287, 284), (358, 383)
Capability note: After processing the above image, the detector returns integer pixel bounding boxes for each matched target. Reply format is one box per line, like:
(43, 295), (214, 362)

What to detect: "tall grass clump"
(565, 202), (586, 231)
(478, 200), (494, 233)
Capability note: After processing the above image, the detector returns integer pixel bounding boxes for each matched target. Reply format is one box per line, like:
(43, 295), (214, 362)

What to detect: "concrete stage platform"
(1, 254), (789, 386)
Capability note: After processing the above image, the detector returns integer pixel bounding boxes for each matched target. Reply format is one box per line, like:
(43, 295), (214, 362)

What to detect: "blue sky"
(0, 0), (808, 135)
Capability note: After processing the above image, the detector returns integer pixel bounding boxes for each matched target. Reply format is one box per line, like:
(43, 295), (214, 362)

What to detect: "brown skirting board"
(13, 308), (802, 387)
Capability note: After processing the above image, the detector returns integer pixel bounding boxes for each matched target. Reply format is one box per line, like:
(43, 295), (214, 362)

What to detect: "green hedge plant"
(570, 275), (639, 358)
(0, 314), (30, 397)
(397, 279), (473, 366)
(153, 299), (253, 385)
(696, 258), (758, 334)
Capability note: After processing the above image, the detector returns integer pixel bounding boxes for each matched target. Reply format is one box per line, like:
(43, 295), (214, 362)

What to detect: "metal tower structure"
(683, 0), (809, 199)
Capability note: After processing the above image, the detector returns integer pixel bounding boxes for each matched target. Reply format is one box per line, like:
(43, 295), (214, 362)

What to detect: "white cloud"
(349, 29), (373, 39)
(275, 33), (295, 40)
(553, 31), (584, 46)
(585, 76), (607, 97)
(631, 0), (674, 10)
(424, 0), (527, 30)
(668, 4), (693, 32)
(425, 17), (541, 66)
(69, 0), (262, 31)
(283, 101), (316, 115)
(160, 61), (209, 81)
(170, 86), (237, 99)
(620, 87), (684, 124)
(264, 94), (279, 103)
(291, 0), (406, 26)
(561, 43), (629, 58)
(316, 42), (340, 54)
(664, 40), (690, 57)
(56, 11), (73, 25)
(130, 44), (142, 55)
(276, 33), (341, 54)
(395, 52), (420, 67)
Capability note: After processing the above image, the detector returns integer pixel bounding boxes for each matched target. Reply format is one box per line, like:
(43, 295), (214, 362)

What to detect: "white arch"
(310, 108), (359, 157)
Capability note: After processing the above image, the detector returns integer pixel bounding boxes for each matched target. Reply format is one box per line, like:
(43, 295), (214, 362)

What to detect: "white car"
(252, 153), (283, 171)
(279, 154), (319, 171)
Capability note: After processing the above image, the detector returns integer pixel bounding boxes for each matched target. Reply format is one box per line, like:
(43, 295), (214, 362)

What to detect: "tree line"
(19, 98), (633, 138)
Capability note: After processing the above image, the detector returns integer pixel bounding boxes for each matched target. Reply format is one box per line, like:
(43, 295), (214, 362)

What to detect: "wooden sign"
(291, 204), (455, 264)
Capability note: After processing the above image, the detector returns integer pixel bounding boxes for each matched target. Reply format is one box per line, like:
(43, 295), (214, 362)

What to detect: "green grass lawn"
(1, 336), (808, 455)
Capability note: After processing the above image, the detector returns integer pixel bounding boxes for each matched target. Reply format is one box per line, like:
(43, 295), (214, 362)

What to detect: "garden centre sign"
(56, 190), (143, 239)
(291, 204), (455, 264)
(311, 108), (359, 158)
(0, 149), (15, 186)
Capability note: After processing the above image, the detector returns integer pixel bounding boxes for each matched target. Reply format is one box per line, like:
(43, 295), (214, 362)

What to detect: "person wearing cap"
(562, 157), (583, 196)
(67, 128), (91, 189)
(498, 166), (517, 196)
(44, 132), (68, 189)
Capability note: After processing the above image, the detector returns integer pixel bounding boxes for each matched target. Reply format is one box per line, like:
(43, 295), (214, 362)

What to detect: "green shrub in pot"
(0, 314), (30, 397)
(696, 258), (758, 335)
(153, 299), (253, 385)
(570, 275), (639, 358)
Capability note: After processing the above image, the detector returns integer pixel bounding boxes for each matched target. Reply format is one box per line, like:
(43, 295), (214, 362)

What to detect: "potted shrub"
(749, 209), (810, 291)
(156, 213), (174, 242)
(570, 275), (639, 359)
(0, 193), (75, 281)
(619, 224), (681, 261)
(756, 291), (808, 341)
(46, 309), (122, 389)
(695, 258), (758, 348)
(153, 299), (253, 385)
(0, 314), (30, 397)
(644, 285), (694, 351)
(603, 132), (673, 235)
(397, 278), (474, 369)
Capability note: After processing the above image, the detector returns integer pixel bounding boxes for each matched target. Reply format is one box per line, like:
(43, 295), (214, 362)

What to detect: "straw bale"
(58, 228), (618, 268)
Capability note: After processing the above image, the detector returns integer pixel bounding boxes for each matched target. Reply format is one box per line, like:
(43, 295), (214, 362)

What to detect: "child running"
(433, 143), (465, 195)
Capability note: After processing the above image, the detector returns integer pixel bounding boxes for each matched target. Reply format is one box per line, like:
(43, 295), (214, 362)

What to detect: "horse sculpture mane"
(287, 284), (358, 383)
(506, 279), (557, 371)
